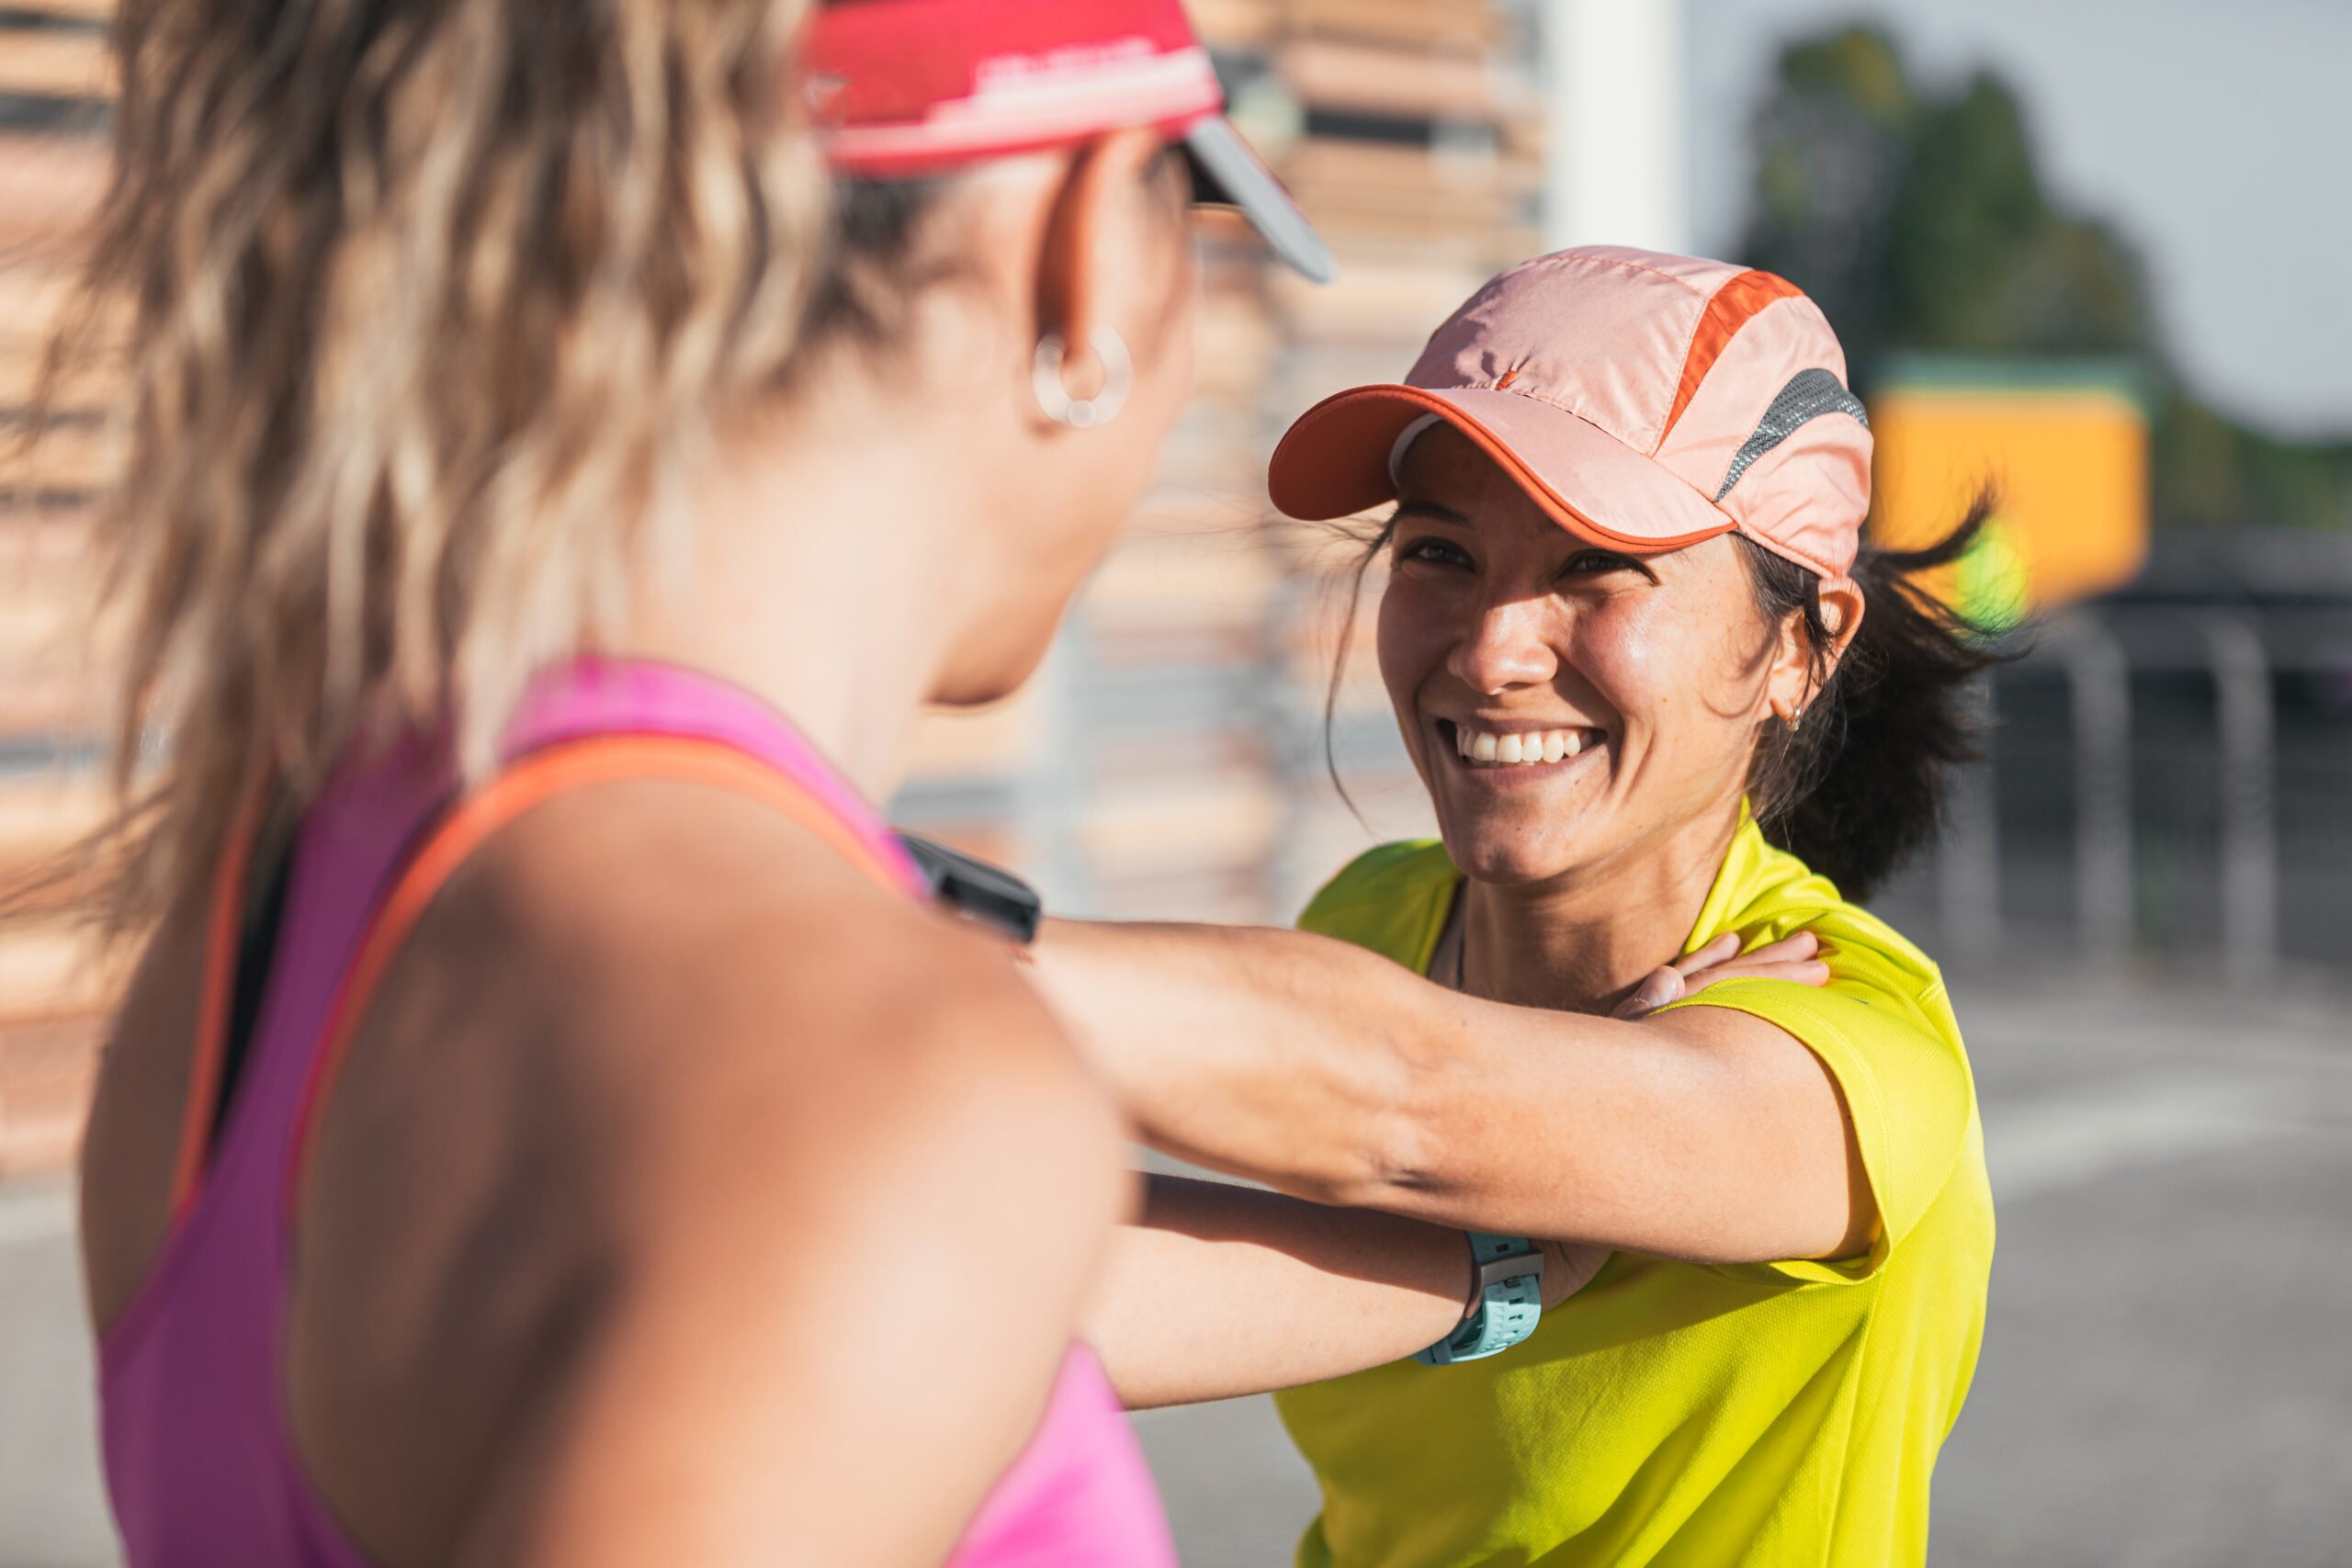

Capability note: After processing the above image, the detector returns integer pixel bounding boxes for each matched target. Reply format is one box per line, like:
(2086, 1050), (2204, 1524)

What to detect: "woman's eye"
(1397, 537), (1474, 570)
(1563, 549), (1639, 576)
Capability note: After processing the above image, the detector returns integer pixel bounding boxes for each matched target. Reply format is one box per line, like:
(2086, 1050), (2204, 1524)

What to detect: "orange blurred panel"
(1869, 378), (2149, 610)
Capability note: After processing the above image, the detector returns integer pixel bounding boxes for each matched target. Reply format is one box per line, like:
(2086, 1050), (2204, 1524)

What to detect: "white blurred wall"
(1543, 0), (1691, 255)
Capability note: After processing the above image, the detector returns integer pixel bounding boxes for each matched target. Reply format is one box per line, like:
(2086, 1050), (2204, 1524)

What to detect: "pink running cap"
(807, 0), (1334, 283)
(1268, 246), (1872, 579)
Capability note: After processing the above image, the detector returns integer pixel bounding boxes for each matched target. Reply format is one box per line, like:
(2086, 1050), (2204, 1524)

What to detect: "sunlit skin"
(1379, 423), (1864, 1013)
(638, 142), (1200, 795)
(82, 129), (1209, 1568)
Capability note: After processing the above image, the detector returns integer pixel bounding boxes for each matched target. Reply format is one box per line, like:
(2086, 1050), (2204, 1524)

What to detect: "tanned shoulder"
(290, 776), (1126, 1568)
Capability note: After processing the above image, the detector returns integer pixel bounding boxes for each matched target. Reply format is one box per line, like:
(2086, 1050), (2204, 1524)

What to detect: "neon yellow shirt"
(1274, 809), (1994, 1567)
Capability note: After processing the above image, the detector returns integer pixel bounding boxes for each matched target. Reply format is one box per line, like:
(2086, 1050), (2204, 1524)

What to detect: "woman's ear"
(1766, 576), (1867, 725)
(1817, 577), (1866, 668)
(1031, 125), (1174, 394)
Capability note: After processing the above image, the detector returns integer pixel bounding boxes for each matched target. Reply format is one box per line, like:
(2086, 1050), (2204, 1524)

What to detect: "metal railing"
(1934, 604), (2335, 977)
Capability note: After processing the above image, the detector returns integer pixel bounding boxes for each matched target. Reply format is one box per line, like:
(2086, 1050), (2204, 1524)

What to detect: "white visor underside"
(1387, 412), (1444, 486)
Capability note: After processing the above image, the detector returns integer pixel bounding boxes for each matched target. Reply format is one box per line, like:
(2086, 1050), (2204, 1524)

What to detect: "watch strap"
(1414, 1232), (1544, 1366)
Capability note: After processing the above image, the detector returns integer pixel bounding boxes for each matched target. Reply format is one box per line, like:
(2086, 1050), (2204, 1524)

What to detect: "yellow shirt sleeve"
(1661, 951), (1975, 1287)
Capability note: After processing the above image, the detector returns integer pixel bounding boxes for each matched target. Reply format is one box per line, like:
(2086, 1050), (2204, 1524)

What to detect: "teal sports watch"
(1414, 1232), (1544, 1366)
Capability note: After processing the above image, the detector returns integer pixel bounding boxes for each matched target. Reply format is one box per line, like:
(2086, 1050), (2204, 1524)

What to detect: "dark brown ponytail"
(1736, 488), (2007, 900)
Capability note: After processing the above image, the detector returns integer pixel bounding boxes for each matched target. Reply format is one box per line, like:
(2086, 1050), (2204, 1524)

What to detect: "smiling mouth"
(1436, 719), (1608, 772)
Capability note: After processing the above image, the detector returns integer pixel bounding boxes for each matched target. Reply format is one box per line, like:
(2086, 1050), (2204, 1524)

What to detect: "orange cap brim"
(1268, 385), (1736, 555)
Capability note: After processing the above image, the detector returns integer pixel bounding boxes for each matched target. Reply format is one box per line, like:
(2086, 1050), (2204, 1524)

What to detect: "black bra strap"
(209, 831), (297, 1147)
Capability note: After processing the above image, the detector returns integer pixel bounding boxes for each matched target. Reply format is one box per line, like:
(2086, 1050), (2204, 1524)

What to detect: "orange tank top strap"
(280, 734), (913, 1206)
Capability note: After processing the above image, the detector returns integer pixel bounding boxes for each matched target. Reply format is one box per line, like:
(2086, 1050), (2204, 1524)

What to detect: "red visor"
(807, 0), (1333, 281)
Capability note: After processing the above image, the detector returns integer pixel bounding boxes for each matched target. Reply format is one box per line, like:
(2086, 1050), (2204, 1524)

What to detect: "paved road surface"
(7, 968), (2350, 1565)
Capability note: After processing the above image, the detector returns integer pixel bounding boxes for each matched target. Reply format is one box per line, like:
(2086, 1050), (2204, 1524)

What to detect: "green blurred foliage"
(1738, 27), (2352, 531)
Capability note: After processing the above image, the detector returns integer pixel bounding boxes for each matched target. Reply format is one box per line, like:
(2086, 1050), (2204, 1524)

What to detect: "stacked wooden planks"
(0, 0), (1552, 1164)
(1, 0), (117, 1175)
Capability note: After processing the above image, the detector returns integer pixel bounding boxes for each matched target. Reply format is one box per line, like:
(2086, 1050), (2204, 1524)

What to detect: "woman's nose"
(1447, 596), (1559, 695)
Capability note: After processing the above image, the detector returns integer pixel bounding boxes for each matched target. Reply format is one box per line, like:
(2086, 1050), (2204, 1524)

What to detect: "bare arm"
(1033, 918), (1868, 1266)
(1083, 1175), (1610, 1409)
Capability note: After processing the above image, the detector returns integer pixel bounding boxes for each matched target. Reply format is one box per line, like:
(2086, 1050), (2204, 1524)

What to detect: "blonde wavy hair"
(34, 0), (830, 938)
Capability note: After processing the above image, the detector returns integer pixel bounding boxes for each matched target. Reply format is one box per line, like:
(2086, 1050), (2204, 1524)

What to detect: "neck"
(1457, 796), (1745, 1014)
(623, 403), (985, 802)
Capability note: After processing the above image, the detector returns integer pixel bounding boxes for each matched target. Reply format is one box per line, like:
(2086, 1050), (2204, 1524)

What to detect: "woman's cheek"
(1568, 597), (1665, 739)
(1593, 595), (1755, 783)
(1374, 577), (1446, 715)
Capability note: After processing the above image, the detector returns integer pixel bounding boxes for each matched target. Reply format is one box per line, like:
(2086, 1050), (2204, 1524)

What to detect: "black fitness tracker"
(896, 832), (1045, 945)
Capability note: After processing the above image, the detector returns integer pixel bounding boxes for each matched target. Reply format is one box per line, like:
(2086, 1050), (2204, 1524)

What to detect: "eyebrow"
(1393, 499), (1476, 528)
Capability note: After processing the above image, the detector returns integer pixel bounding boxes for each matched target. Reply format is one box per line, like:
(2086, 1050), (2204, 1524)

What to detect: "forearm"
(1033, 919), (1434, 1204)
(1081, 1174), (1476, 1409)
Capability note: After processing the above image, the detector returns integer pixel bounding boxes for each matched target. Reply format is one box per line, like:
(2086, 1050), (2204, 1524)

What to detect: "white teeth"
(1450, 725), (1598, 767)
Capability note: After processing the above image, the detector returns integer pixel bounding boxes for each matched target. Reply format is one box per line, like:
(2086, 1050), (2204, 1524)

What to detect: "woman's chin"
(931, 626), (1060, 708)
(1439, 824), (1588, 887)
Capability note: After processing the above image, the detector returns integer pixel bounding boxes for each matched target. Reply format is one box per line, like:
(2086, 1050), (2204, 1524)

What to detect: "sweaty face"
(1374, 424), (1783, 886)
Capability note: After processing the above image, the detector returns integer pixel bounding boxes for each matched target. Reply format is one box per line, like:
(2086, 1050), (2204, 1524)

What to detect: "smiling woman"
(1035, 247), (2002, 1568)
(1378, 434), (1815, 900)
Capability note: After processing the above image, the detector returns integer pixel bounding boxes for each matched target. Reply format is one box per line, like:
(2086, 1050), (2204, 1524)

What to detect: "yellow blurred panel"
(1869, 380), (2148, 610)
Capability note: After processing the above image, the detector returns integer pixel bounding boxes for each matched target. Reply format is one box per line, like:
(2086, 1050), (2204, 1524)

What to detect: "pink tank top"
(97, 657), (1176, 1567)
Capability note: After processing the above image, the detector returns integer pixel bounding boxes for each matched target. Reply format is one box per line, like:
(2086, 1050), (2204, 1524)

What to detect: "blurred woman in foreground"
(57, 1), (1334, 1562)
(1054, 250), (2002, 1567)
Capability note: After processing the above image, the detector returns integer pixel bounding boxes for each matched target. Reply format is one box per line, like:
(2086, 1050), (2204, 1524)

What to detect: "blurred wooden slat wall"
(1, 0), (115, 1175)
(0, 0), (1548, 1170)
